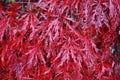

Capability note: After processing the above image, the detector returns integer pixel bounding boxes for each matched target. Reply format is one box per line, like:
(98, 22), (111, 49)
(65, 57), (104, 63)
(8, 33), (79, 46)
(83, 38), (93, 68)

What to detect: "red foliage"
(0, 0), (120, 80)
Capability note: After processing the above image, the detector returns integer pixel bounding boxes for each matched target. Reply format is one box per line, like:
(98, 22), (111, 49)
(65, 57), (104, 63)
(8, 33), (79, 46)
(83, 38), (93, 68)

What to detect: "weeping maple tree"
(0, 0), (120, 80)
